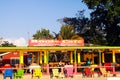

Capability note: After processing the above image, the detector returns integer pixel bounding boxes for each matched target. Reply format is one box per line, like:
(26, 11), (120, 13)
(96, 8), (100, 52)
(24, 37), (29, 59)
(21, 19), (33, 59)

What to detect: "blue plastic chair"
(4, 69), (13, 80)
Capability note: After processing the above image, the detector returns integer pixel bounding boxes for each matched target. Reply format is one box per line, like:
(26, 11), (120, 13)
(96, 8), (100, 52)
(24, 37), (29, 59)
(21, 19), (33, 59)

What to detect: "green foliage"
(60, 25), (75, 39)
(53, 24), (83, 40)
(59, 10), (107, 45)
(1, 41), (16, 47)
(33, 28), (54, 39)
(59, 0), (120, 46)
(82, 0), (120, 46)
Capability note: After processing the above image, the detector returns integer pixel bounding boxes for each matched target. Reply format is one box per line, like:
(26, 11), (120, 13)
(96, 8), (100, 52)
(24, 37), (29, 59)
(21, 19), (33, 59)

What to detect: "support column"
(99, 51), (102, 66)
(77, 52), (81, 64)
(19, 50), (24, 68)
(39, 51), (42, 64)
(44, 51), (47, 64)
(112, 51), (116, 63)
(74, 50), (77, 74)
(70, 51), (73, 64)
(36, 52), (39, 65)
(112, 50), (116, 74)
(32, 53), (34, 63)
(102, 52), (105, 63)
(46, 50), (49, 75)
(91, 52), (94, 64)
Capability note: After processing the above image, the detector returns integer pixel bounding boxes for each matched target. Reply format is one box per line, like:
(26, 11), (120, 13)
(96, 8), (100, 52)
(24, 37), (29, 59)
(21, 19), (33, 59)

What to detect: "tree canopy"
(53, 25), (83, 40)
(1, 41), (16, 47)
(33, 28), (54, 39)
(82, 0), (120, 46)
(58, 0), (120, 46)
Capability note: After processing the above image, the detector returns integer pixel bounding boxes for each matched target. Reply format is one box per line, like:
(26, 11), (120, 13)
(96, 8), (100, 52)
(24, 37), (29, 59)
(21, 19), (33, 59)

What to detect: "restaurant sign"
(28, 39), (84, 46)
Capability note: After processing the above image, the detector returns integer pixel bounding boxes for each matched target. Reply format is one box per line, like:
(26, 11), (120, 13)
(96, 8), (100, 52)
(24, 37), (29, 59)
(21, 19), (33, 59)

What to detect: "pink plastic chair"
(65, 67), (74, 77)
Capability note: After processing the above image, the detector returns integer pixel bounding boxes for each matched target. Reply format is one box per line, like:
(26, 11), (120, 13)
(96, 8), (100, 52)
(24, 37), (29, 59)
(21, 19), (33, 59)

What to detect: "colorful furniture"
(99, 67), (110, 77)
(66, 67), (74, 77)
(64, 65), (74, 78)
(4, 69), (13, 79)
(52, 68), (60, 78)
(33, 68), (42, 78)
(104, 63), (113, 71)
(14, 69), (24, 78)
(84, 68), (94, 77)
(90, 64), (98, 71)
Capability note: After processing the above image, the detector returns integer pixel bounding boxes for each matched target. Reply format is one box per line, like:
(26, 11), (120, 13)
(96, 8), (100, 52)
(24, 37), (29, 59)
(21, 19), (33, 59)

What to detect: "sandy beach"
(0, 74), (120, 80)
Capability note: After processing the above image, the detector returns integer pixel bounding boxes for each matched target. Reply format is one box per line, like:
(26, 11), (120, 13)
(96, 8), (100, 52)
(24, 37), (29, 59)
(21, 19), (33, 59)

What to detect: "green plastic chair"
(14, 69), (24, 78)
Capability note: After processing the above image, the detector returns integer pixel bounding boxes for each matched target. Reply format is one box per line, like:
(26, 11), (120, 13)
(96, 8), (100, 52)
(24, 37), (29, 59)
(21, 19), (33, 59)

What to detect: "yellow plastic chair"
(52, 68), (59, 78)
(33, 68), (42, 78)
(90, 64), (98, 71)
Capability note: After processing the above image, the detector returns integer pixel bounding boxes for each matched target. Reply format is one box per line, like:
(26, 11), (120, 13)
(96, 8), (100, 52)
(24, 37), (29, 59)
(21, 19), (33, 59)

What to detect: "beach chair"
(84, 68), (94, 77)
(52, 68), (60, 78)
(104, 63), (113, 71)
(65, 67), (74, 77)
(64, 65), (74, 78)
(100, 67), (110, 77)
(90, 64), (98, 71)
(4, 69), (13, 79)
(14, 69), (24, 78)
(33, 68), (42, 78)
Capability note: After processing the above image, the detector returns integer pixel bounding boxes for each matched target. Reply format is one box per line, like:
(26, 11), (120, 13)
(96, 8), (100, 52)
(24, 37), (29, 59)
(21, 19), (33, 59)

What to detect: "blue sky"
(0, 0), (91, 46)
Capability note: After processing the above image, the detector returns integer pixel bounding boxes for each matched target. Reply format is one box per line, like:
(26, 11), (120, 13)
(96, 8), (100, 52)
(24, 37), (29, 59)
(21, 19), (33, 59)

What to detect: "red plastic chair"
(104, 63), (113, 71)
(84, 68), (94, 77)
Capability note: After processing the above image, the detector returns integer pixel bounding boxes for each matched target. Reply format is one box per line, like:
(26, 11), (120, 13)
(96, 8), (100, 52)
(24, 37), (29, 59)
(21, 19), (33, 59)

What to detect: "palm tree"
(53, 24), (83, 62)
(53, 25), (83, 40)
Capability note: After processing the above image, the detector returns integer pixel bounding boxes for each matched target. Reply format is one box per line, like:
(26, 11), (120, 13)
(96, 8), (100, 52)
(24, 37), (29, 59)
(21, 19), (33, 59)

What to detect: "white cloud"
(3, 37), (27, 46)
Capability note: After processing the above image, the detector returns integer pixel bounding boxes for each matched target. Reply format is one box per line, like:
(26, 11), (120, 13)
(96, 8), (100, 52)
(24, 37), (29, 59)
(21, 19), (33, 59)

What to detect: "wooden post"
(74, 50), (77, 74)
(19, 50), (24, 68)
(112, 50), (116, 74)
(112, 51), (116, 63)
(32, 53), (34, 63)
(78, 52), (81, 64)
(39, 51), (42, 64)
(36, 52), (39, 64)
(102, 52), (105, 63)
(70, 51), (73, 64)
(99, 51), (102, 66)
(46, 50), (49, 75)
(44, 51), (47, 64)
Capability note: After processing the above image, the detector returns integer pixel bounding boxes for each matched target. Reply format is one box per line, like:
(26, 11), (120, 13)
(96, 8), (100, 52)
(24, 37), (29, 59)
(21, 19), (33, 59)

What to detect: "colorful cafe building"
(0, 39), (120, 74)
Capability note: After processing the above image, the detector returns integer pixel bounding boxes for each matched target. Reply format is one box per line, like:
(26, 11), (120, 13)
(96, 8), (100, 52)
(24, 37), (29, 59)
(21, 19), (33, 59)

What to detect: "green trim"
(46, 50), (49, 64)
(99, 52), (101, 64)
(74, 50), (77, 63)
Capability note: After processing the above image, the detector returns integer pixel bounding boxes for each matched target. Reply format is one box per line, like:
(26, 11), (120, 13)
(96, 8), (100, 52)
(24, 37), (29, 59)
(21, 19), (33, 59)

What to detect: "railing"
(0, 65), (117, 75)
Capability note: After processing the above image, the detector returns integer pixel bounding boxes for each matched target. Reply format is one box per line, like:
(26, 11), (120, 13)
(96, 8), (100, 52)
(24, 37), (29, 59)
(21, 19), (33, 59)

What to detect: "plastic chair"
(84, 68), (94, 77)
(66, 67), (74, 77)
(4, 69), (13, 79)
(104, 63), (113, 71)
(52, 68), (59, 78)
(100, 67), (110, 77)
(90, 64), (98, 71)
(14, 69), (24, 78)
(33, 68), (42, 78)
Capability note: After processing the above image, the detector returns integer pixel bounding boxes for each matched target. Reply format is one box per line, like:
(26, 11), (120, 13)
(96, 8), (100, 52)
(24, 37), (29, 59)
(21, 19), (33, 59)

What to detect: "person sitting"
(86, 58), (91, 66)
(58, 61), (62, 67)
